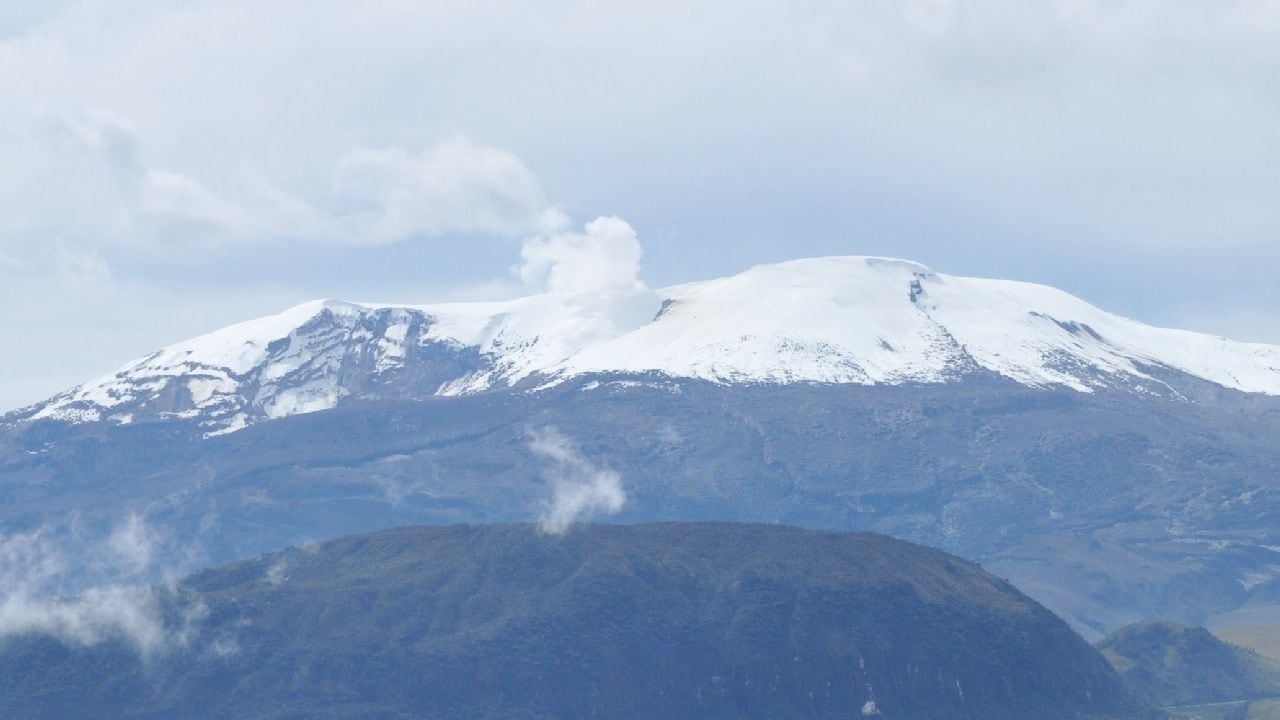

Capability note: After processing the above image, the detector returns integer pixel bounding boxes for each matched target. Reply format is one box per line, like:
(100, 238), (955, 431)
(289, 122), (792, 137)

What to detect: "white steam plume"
(528, 427), (627, 535)
(509, 214), (664, 361)
(518, 212), (648, 299)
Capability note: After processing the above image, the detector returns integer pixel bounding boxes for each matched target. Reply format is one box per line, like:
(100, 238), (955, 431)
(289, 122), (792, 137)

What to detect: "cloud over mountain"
(528, 427), (627, 534)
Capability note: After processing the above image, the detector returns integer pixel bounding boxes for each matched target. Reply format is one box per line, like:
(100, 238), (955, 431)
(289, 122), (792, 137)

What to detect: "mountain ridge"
(11, 255), (1280, 435)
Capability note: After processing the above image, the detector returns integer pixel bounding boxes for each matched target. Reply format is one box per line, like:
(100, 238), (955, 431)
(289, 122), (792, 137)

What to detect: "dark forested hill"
(0, 523), (1155, 720)
(1099, 620), (1280, 707)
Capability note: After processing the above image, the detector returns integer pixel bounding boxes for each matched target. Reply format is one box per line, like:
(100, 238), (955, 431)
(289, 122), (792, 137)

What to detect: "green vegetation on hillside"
(0, 523), (1155, 719)
(1100, 620), (1280, 708)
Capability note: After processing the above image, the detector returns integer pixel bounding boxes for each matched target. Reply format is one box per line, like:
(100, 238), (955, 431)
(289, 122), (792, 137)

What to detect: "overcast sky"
(2, 1), (1278, 411)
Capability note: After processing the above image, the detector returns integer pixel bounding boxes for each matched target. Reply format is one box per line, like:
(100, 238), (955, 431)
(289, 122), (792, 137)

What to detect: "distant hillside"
(7, 378), (1280, 644)
(0, 523), (1154, 720)
(1216, 624), (1280, 664)
(1099, 620), (1280, 706)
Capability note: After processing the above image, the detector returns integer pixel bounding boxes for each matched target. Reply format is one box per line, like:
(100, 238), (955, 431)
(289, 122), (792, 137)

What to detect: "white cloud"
(333, 139), (548, 244)
(0, 585), (170, 656)
(0, 107), (548, 248)
(528, 427), (627, 534)
(2, 0), (1278, 257)
(105, 513), (158, 575)
(140, 168), (253, 233)
(51, 242), (111, 287)
(263, 556), (290, 587)
(0, 515), (206, 658)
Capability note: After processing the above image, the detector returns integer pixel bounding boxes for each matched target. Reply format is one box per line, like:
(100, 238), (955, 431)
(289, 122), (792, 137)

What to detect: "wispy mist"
(0, 514), (205, 658)
(528, 427), (627, 535)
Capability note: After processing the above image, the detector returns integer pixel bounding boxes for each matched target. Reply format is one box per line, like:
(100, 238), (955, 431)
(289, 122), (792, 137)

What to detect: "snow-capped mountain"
(8, 255), (1280, 641)
(14, 256), (1280, 435)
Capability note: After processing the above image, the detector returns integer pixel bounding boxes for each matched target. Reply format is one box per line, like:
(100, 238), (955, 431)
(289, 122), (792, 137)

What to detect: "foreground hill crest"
(12, 255), (1280, 435)
(0, 523), (1157, 720)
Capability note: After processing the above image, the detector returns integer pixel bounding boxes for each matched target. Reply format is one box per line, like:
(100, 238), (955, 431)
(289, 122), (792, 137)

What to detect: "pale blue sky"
(2, 1), (1279, 410)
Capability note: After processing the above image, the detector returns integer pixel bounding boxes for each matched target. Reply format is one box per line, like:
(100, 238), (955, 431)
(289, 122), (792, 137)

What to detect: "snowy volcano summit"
(14, 256), (1280, 435)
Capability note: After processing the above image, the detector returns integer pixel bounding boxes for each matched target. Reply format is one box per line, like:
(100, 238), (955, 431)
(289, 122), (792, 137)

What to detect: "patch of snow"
(375, 321), (411, 372)
(37, 407), (103, 423)
(187, 377), (233, 406)
(262, 383), (343, 420)
(205, 413), (249, 438)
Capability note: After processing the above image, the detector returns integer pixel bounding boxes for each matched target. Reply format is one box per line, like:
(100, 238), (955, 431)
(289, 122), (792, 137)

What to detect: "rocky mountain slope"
(10, 256), (1280, 436)
(0, 523), (1157, 720)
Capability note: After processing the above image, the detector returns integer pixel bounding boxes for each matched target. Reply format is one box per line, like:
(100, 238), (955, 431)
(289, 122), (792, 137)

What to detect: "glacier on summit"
(14, 256), (1280, 435)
